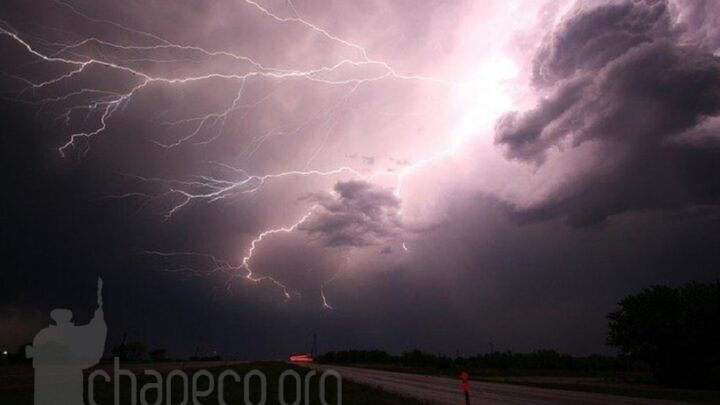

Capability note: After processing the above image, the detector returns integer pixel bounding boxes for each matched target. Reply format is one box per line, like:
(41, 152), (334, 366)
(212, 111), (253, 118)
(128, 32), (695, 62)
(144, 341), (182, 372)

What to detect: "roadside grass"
(329, 363), (720, 405)
(0, 362), (428, 405)
(481, 375), (720, 405)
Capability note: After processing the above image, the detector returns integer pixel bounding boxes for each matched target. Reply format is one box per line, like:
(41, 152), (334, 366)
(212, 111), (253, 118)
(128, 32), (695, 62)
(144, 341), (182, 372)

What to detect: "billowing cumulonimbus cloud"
(673, 0), (720, 53)
(532, 0), (674, 87)
(495, 0), (720, 226)
(299, 180), (402, 247)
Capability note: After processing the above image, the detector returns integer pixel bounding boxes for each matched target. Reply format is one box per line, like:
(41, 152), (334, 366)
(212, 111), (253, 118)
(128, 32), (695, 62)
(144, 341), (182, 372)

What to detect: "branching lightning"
(0, 0), (479, 308)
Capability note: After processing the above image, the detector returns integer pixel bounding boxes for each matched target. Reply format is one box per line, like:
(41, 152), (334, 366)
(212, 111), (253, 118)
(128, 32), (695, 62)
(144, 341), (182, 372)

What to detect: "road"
(311, 365), (686, 405)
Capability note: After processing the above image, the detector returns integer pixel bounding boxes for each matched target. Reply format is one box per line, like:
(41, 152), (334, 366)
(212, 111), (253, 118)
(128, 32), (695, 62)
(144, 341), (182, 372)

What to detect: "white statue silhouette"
(27, 278), (107, 405)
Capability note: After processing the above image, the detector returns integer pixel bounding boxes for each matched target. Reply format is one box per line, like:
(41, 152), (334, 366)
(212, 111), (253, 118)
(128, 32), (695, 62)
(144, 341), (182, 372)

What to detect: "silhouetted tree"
(607, 282), (720, 387)
(150, 348), (167, 362)
(318, 350), (394, 364)
(111, 340), (146, 361)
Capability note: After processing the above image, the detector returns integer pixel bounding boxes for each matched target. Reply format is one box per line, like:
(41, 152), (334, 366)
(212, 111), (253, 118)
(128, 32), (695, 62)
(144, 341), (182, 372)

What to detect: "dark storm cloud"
(299, 180), (402, 247)
(495, 0), (720, 226)
(532, 0), (674, 87)
(493, 76), (589, 162)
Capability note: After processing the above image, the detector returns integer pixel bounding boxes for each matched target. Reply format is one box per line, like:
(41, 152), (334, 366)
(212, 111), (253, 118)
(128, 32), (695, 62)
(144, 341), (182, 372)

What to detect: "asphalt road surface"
(311, 365), (686, 405)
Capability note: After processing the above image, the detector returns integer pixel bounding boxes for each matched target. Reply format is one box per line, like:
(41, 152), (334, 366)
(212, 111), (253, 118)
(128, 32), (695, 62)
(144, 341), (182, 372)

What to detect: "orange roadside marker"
(460, 371), (471, 404)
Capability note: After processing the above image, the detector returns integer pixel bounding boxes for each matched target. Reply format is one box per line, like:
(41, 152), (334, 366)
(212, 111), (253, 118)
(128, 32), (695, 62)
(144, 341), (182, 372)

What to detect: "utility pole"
(311, 333), (318, 357)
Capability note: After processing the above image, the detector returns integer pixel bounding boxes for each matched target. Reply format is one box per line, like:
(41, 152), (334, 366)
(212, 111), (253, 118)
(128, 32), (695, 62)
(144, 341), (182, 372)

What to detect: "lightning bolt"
(126, 165), (366, 220)
(0, 0), (478, 306)
(240, 207), (318, 299)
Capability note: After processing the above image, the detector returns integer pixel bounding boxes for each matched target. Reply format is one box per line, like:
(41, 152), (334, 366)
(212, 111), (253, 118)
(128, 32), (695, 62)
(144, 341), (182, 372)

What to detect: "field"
(0, 361), (427, 405)
(480, 374), (720, 404)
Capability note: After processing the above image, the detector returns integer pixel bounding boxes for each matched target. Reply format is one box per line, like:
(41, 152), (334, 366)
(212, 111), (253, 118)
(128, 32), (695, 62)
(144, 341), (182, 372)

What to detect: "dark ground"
(0, 361), (428, 405)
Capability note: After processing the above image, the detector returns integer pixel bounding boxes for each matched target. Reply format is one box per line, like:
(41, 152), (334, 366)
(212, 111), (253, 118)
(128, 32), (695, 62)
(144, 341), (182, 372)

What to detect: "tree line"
(320, 281), (720, 388)
(318, 349), (640, 374)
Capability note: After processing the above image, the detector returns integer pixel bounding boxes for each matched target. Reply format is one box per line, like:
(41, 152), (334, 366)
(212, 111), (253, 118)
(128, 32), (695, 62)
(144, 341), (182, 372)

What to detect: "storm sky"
(2, 0), (720, 359)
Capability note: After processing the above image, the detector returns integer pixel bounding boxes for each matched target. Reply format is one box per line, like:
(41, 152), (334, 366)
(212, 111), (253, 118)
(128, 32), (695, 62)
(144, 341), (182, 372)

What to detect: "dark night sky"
(1, 0), (720, 359)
